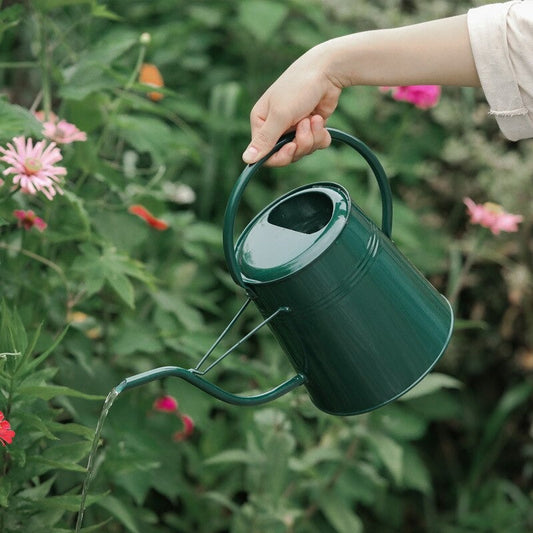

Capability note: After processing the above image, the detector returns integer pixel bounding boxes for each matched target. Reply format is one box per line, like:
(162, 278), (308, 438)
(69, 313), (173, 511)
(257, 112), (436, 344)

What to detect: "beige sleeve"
(467, 1), (533, 140)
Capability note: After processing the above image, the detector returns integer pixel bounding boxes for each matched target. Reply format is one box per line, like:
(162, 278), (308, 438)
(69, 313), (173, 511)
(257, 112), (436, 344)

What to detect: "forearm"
(318, 14), (480, 88)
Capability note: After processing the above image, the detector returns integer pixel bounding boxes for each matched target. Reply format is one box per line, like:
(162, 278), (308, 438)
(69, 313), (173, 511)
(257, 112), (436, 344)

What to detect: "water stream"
(74, 386), (121, 533)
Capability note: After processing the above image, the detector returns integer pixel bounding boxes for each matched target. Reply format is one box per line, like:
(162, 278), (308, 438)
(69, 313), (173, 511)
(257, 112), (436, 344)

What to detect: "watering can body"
(234, 182), (453, 415)
(119, 128), (453, 417)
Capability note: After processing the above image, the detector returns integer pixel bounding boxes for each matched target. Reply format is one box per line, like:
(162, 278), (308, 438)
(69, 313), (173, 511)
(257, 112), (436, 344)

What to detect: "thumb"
(242, 115), (287, 164)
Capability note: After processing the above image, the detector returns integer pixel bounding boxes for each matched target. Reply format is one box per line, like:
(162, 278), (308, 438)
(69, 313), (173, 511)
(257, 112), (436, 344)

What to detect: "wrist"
(314, 33), (371, 89)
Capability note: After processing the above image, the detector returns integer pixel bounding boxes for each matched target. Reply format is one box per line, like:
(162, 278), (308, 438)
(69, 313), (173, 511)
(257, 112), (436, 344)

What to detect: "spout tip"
(114, 379), (128, 394)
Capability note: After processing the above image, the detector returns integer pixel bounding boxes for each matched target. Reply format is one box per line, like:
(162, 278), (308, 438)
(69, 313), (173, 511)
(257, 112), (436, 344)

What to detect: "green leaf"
(59, 27), (138, 100)
(35, 491), (106, 512)
(239, 1), (289, 42)
(366, 432), (404, 485)
(47, 421), (96, 441)
(106, 271), (134, 309)
(17, 385), (104, 401)
(0, 477), (11, 507)
(97, 494), (140, 533)
(111, 319), (162, 356)
(15, 411), (59, 440)
(0, 300), (27, 357)
(72, 244), (153, 308)
(17, 476), (55, 501)
(113, 114), (175, 162)
(0, 97), (44, 139)
(369, 403), (428, 441)
(402, 445), (431, 494)
(32, 0), (91, 9)
(152, 291), (204, 331)
(289, 447), (343, 472)
(205, 449), (261, 466)
(91, 1), (121, 20)
(0, 5), (23, 41)
(400, 372), (462, 400)
(320, 491), (364, 533)
(477, 382), (533, 460)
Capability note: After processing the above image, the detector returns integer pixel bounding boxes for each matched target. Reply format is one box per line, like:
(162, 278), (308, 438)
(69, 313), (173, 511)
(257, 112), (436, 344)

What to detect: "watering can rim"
(235, 181), (351, 284)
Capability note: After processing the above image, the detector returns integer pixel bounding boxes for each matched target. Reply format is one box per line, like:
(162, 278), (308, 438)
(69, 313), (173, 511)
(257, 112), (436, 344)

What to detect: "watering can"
(117, 128), (453, 415)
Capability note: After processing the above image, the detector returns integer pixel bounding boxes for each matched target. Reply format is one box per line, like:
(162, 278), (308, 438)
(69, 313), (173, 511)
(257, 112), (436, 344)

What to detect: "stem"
(302, 428), (363, 521)
(37, 13), (52, 119)
(447, 228), (487, 308)
(0, 187), (20, 204)
(0, 241), (68, 287)
(0, 62), (39, 69)
(95, 41), (148, 156)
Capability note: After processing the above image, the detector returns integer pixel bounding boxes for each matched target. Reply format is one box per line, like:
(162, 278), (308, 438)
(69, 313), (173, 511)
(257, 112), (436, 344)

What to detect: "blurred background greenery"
(0, 0), (532, 531)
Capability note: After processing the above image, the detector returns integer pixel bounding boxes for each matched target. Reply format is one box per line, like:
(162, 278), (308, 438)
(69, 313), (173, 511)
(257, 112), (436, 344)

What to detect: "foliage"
(0, 0), (532, 532)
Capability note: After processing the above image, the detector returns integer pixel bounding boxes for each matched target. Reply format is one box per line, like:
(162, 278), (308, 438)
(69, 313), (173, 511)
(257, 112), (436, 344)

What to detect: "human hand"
(242, 45), (342, 166)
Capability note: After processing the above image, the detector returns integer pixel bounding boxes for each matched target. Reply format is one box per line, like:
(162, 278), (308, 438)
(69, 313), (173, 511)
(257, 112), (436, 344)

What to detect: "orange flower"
(139, 63), (164, 102)
(128, 205), (169, 230)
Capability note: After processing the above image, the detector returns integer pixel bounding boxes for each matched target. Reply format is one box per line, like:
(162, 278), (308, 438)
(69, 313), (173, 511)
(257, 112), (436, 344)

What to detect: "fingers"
(263, 116), (331, 167)
(242, 100), (288, 164)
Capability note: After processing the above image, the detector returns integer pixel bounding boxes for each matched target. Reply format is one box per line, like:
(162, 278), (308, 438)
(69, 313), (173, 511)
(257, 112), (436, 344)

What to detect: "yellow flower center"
(482, 202), (504, 215)
(24, 157), (43, 175)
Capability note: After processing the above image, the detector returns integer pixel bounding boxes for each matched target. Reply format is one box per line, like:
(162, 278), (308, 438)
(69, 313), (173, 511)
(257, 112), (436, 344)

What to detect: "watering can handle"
(223, 128), (393, 288)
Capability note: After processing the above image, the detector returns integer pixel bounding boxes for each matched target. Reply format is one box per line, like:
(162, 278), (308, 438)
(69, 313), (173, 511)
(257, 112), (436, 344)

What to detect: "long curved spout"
(115, 366), (306, 407)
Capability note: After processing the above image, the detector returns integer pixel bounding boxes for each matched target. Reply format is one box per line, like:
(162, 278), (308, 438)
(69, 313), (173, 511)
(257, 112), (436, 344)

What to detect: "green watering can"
(117, 128), (454, 415)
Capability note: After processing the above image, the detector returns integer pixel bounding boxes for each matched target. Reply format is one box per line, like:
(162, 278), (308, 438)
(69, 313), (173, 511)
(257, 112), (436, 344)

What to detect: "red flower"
(128, 205), (169, 230)
(172, 414), (194, 442)
(14, 209), (47, 232)
(0, 411), (15, 446)
(153, 395), (179, 413)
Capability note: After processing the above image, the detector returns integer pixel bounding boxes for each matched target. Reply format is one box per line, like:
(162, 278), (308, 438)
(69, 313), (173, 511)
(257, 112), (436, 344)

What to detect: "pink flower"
(464, 198), (523, 235)
(33, 110), (58, 123)
(172, 414), (194, 442)
(34, 111), (87, 144)
(153, 395), (179, 413)
(380, 85), (441, 109)
(14, 209), (47, 232)
(0, 411), (15, 446)
(0, 137), (66, 200)
(43, 120), (87, 144)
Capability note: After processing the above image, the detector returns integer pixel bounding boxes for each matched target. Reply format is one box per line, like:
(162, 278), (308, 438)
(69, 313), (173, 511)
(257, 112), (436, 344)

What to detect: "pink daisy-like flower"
(380, 85), (441, 109)
(153, 395), (179, 413)
(34, 111), (87, 144)
(14, 209), (47, 232)
(33, 110), (58, 123)
(0, 136), (66, 200)
(42, 119), (87, 144)
(464, 198), (523, 235)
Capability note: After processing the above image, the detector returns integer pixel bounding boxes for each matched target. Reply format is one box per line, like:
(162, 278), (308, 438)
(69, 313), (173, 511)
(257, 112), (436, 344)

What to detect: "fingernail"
(242, 145), (258, 163)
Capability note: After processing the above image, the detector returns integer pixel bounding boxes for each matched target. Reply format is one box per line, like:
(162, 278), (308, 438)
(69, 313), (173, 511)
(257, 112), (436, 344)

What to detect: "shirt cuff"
(467, 1), (533, 141)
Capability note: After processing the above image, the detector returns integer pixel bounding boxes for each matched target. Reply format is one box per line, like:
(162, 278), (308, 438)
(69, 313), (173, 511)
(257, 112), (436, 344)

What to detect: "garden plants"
(0, 0), (532, 532)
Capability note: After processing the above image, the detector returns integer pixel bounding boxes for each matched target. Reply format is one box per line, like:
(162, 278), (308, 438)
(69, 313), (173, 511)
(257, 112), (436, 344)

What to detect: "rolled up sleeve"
(467, 1), (533, 141)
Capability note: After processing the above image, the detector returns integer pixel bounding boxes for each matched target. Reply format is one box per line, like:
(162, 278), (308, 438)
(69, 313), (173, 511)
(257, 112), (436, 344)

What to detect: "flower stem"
(95, 40), (148, 157)
(37, 13), (52, 119)
(447, 228), (487, 308)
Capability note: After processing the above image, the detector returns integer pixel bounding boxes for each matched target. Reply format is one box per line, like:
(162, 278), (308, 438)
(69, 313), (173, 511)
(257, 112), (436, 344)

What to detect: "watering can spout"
(116, 366), (306, 407)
